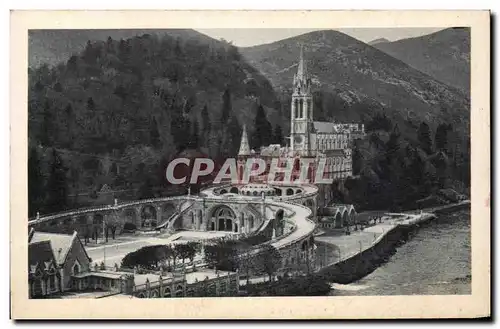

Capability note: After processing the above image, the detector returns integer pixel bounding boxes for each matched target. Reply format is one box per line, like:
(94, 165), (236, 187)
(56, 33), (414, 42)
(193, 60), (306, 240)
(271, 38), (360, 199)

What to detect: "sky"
(196, 28), (444, 47)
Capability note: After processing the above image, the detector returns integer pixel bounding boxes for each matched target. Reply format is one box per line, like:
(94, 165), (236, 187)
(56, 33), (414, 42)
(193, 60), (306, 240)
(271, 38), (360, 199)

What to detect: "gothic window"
(307, 99), (312, 118)
(294, 99), (299, 118)
(299, 99), (304, 118)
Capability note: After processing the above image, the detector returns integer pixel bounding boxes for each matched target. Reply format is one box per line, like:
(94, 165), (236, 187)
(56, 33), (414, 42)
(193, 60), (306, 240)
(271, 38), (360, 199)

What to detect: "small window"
(73, 262), (80, 275)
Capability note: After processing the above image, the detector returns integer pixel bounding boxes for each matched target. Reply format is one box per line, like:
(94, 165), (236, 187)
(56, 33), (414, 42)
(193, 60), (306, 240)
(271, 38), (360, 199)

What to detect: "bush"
(121, 244), (168, 269)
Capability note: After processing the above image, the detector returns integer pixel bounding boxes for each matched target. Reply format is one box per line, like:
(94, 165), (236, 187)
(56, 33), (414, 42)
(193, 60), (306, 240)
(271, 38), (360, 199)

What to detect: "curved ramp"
(155, 200), (195, 230)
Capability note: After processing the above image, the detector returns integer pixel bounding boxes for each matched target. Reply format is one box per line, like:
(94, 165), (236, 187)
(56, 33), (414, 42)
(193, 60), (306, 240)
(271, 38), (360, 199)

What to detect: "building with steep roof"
(28, 240), (61, 298)
(29, 229), (92, 291)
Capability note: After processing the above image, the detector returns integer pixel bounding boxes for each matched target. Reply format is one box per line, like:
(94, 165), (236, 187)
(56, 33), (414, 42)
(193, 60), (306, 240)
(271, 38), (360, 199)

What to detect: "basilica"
(238, 46), (365, 206)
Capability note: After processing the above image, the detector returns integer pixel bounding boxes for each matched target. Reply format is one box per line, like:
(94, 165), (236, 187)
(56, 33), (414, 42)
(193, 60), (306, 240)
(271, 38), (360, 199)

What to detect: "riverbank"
(315, 201), (471, 284)
(314, 211), (441, 284)
(329, 208), (471, 296)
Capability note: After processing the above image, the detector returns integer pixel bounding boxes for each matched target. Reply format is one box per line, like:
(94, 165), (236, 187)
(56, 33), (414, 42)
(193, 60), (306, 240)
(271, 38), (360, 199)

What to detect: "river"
(330, 209), (471, 296)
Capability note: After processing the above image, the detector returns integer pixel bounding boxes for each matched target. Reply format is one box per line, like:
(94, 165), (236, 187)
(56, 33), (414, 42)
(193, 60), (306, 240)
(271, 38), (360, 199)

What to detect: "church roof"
(313, 121), (339, 134)
(260, 144), (286, 157)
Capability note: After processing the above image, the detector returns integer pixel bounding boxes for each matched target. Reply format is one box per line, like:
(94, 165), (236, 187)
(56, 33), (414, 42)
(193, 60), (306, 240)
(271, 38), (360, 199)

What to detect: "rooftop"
(28, 240), (56, 270)
(29, 231), (77, 265)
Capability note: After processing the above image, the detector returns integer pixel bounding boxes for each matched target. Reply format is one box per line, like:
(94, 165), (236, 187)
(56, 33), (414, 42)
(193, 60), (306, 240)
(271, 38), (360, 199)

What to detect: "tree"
(435, 123), (451, 152)
(46, 149), (68, 213)
(220, 88), (232, 125)
(201, 104), (210, 135)
(273, 124), (284, 145)
(220, 115), (241, 157)
(251, 105), (272, 150)
(239, 255), (256, 286)
(87, 97), (96, 112)
(189, 119), (200, 149)
(83, 40), (96, 65)
(28, 147), (44, 217)
(40, 100), (53, 146)
(259, 245), (282, 282)
(417, 122), (433, 154)
(150, 117), (161, 148)
(175, 244), (191, 264)
(106, 36), (114, 53)
(203, 240), (239, 271)
(138, 176), (155, 199)
(186, 241), (200, 264)
(352, 144), (362, 175)
(106, 210), (121, 241)
(162, 245), (175, 270)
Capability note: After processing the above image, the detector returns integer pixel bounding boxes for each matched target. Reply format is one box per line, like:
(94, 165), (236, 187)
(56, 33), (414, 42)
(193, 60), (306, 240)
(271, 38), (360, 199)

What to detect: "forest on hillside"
(338, 113), (470, 212)
(28, 33), (283, 216)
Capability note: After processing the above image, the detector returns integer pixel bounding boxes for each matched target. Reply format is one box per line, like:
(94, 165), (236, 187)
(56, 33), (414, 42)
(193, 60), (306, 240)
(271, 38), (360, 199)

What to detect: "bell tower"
(290, 44), (314, 156)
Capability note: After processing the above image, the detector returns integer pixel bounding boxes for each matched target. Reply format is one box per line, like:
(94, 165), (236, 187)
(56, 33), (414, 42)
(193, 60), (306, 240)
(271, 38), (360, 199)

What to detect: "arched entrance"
(348, 209), (355, 226)
(230, 187), (239, 194)
(342, 211), (348, 228)
(162, 287), (171, 298)
(123, 208), (138, 230)
(286, 188), (294, 196)
(141, 205), (157, 228)
(210, 206), (236, 232)
(175, 285), (184, 297)
(335, 212), (342, 228)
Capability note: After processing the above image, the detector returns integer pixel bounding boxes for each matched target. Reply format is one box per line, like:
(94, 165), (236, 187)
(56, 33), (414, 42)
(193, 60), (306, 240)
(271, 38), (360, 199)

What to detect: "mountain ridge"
(240, 29), (469, 139)
(372, 27), (470, 93)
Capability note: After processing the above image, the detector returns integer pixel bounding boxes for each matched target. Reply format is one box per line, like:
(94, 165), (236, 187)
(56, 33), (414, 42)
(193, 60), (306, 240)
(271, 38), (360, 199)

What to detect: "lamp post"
(102, 217), (106, 268)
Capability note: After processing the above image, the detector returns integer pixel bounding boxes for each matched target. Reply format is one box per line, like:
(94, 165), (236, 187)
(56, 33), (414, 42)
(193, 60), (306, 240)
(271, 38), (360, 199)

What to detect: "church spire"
(297, 43), (307, 78)
(238, 124), (250, 156)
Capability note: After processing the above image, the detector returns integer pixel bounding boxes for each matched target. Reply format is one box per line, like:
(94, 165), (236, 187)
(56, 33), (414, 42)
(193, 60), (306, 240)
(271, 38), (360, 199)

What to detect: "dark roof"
(28, 240), (56, 268)
(30, 232), (76, 265)
(29, 230), (92, 266)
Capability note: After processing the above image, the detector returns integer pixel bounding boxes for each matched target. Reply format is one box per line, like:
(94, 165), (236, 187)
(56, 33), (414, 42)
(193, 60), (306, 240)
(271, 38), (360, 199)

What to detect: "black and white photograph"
(10, 10), (490, 319)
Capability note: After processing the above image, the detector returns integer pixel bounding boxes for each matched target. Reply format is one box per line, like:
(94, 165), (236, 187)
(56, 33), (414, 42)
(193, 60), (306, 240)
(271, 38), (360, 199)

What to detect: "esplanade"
(27, 180), (341, 272)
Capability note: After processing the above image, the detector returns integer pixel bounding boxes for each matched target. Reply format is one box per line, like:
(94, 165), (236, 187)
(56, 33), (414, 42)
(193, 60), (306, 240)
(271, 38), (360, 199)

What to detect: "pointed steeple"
(297, 43), (307, 78)
(238, 124), (250, 156)
(293, 43), (310, 96)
